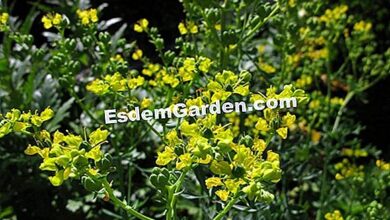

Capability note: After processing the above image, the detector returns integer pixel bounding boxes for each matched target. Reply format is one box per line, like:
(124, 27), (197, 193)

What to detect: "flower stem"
(212, 194), (239, 220)
(102, 178), (154, 220)
(166, 171), (187, 220)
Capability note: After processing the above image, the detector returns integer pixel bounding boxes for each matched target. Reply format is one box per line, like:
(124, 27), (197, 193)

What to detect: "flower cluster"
(133, 18), (149, 33)
(86, 72), (145, 95)
(334, 158), (364, 181)
(156, 113), (281, 202)
(325, 210), (344, 220)
(77, 8), (98, 25)
(319, 5), (348, 25)
(24, 128), (110, 187)
(178, 21), (198, 35)
(0, 12), (9, 31)
(0, 108), (54, 138)
(41, 13), (62, 29)
(376, 159), (390, 171)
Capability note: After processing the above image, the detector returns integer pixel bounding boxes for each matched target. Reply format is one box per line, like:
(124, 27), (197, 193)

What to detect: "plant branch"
(102, 178), (154, 220)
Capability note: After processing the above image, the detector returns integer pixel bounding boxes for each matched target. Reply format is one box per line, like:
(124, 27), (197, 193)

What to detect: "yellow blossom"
(179, 57), (196, 81)
(156, 147), (176, 166)
(205, 177), (223, 189)
(176, 153), (192, 170)
(276, 127), (288, 139)
(141, 98), (152, 109)
(104, 72), (127, 92)
(132, 49), (143, 60)
(319, 5), (348, 24)
(41, 13), (62, 29)
(110, 54), (125, 63)
(353, 20), (372, 32)
(127, 76), (145, 89)
(86, 79), (109, 95)
(0, 12), (9, 31)
(325, 210), (344, 220)
(311, 130), (321, 144)
(376, 159), (390, 171)
(253, 138), (266, 153)
(134, 18), (149, 32)
(178, 21), (198, 35)
(77, 9), (98, 25)
(255, 118), (269, 132)
(259, 62), (276, 74)
(198, 57), (212, 73)
(215, 190), (229, 201)
(282, 112), (296, 127)
(89, 128), (109, 146)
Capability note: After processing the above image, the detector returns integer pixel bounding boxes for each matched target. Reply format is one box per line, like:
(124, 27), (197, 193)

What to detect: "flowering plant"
(0, 0), (389, 219)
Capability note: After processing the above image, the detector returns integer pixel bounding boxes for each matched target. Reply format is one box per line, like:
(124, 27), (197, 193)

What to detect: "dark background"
(3, 0), (390, 219)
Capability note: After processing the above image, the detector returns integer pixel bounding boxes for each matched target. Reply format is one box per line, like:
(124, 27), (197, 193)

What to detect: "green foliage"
(0, 0), (390, 220)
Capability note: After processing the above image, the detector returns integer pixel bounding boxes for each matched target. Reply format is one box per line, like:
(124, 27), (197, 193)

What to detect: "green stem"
(166, 171), (187, 220)
(239, 3), (280, 44)
(212, 193), (239, 220)
(144, 121), (164, 139)
(332, 91), (355, 133)
(102, 178), (154, 220)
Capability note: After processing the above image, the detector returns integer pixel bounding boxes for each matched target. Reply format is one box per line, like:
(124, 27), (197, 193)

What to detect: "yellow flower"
(331, 97), (344, 105)
(253, 138), (266, 153)
(104, 72), (127, 92)
(0, 12), (8, 24)
(309, 99), (320, 109)
(353, 21), (372, 32)
(266, 150), (280, 167)
(89, 128), (109, 146)
(86, 79), (109, 95)
(110, 54), (125, 63)
(179, 57), (196, 81)
(127, 76), (145, 89)
(233, 85), (250, 96)
(179, 120), (199, 137)
(156, 147), (176, 166)
(176, 153), (192, 170)
(178, 22), (187, 35)
(282, 112), (296, 127)
(178, 21), (198, 35)
(311, 130), (321, 144)
(77, 9), (98, 25)
(376, 159), (390, 171)
(141, 98), (152, 109)
(319, 5), (348, 24)
(307, 48), (329, 60)
(205, 177), (223, 189)
(31, 107), (54, 127)
(325, 210), (344, 220)
(259, 62), (276, 74)
(132, 49), (143, 60)
(276, 127), (288, 139)
(162, 74), (180, 88)
(41, 13), (62, 29)
(134, 18), (149, 32)
(255, 118), (269, 132)
(0, 12), (9, 31)
(24, 144), (42, 156)
(196, 154), (212, 164)
(85, 145), (103, 161)
(198, 57), (212, 73)
(215, 190), (229, 201)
